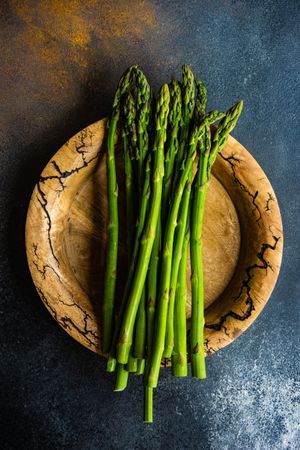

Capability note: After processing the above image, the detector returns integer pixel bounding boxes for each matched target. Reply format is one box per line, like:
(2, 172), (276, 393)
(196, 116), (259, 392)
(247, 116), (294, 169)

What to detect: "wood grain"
(25, 118), (283, 357)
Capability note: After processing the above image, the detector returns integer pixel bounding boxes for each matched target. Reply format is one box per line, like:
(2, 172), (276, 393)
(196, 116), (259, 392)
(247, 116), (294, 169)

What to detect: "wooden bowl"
(25, 119), (283, 357)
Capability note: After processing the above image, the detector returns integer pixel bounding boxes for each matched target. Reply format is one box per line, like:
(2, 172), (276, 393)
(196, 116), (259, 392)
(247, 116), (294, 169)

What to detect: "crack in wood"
(220, 153), (262, 223)
(36, 136), (102, 264)
(205, 235), (280, 332)
(32, 243), (61, 281)
(265, 192), (275, 212)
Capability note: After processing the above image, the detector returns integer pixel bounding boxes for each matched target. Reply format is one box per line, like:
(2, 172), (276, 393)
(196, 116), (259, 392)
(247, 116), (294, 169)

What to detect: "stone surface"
(0, 1), (299, 449)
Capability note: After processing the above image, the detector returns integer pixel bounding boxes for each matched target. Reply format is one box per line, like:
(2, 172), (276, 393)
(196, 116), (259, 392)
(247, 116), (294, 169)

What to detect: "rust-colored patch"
(96, 0), (157, 39)
(8, 0), (157, 90)
(10, 0), (157, 47)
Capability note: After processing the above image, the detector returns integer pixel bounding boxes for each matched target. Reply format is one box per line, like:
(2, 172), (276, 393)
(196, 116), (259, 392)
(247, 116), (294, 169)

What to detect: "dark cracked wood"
(25, 118), (283, 358)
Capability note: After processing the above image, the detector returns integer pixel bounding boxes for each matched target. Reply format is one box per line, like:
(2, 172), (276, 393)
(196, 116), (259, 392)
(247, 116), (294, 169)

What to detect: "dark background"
(1, 1), (299, 449)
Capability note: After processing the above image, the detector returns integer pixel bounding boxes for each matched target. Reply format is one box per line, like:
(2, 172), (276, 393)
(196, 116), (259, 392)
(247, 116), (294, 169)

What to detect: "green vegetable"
(146, 119), (203, 389)
(162, 79), (182, 224)
(190, 102), (243, 378)
(116, 84), (170, 365)
(114, 363), (129, 392)
(175, 65), (195, 174)
(190, 124), (211, 378)
(163, 179), (192, 359)
(102, 64), (243, 421)
(172, 221), (189, 376)
(102, 66), (136, 353)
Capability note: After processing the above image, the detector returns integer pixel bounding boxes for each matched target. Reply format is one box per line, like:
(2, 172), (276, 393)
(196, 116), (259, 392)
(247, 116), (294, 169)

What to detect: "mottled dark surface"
(0, 1), (299, 449)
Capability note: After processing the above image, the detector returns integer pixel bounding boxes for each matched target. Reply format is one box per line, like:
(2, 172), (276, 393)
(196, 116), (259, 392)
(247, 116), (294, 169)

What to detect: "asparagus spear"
(136, 358), (146, 375)
(162, 79), (182, 224)
(114, 363), (129, 392)
(122, 93), (138, 256)
(134, 295), (147, 359)
(190, 100), (243, 378)
(104, 64), (244, 420)
(163, 180), (192, 358)
(115, 82), (148, 388)
(147, 105), (226, 387)
(114, 92), (139, 388)
(144, 218), (161, 423)
(145, 88), (162, 359)
(106, 154), (151, 372)
(172, 221), (190, 376)
(133, 66), (152, 183)
(162, 75), (198, 359)
(146, 120), (203, 389)
(116, 84), (170, 365)
(190, 124), (211, 379)
(107, 85), (153, 372)
(164, 110), (224, 359)
(210, 100), (244, 164)
(102, 66), (136, 354)
(125, 354), (138, 373)
(144, 386), (153, 423)
(132, 68), (152, 362)
(175, 65), (195, 173)
(149, 82), (181, 340)
(146, 217), (161, 353)
(194, 79), (207, 119)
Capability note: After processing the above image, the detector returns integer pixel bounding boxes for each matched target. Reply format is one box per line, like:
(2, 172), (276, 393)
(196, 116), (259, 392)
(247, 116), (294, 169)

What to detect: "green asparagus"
(102, 66), (136, 353)
(101, 64), (243, 422)
(116, 84), (170, 365)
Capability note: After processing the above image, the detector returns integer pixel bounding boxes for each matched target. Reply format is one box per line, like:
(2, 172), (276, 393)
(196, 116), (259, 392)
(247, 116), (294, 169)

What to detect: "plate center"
(62, 152), (240, 315)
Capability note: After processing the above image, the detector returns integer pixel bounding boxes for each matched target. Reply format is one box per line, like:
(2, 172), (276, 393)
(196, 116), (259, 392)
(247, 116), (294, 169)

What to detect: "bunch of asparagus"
(102, 64), (243, 422)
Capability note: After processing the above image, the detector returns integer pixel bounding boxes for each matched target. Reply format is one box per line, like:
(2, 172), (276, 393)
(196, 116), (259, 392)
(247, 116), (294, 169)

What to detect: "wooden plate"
(25, 119), (283, 357)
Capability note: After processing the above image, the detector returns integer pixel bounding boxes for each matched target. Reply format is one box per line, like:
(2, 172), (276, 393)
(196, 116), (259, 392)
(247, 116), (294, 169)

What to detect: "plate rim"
(25, 118), (283, 357)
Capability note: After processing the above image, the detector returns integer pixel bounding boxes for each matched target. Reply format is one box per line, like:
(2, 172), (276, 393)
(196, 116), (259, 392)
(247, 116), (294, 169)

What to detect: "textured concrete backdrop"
(0, 1), (299, 449)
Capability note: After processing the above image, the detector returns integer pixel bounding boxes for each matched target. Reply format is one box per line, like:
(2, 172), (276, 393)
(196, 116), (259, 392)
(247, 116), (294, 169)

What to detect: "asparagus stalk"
(144, 224), (161, 422)
(114, 363), (129, 392)
(162, 79), (182, 223)
(106, 154), (151, 372)
(144, 221), (161, 421)
(190, 100), (243, 378)
(172, 221), (190, 376)
(146, 217), (161, 353)
(175, 65), (195, 173)
(133, 66), (152, 182)
(104, 64), (244, 421)
(163, 180), (192, 358)
(136, 358), (146, 375)
(114, 87), (145, 388)
(122, 93), (138, 256)
(144, 386), (153, 423)
(134, 293), (147, 358)
(114, 95), (139, 388)
(190, 124), (211, 379)
(116, 84), (170, 365)
(194, 79), (207, 120)
(132, 68), (152, 362)
(107, 88), (153, 372)
(125, 354), (138, 373)
(147, 106), (225, 387)
(133, 148), (150, 362)
(210, 100), (244, 164)
(102, 66), (135, 354)
(145, 86), (162, 357)
(163, 108), (225, 359)
(122, 133), (134, 255)
(146, 121), (203, 389)
(162, 76), (200, 360)
(151, 82), (181, 334)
